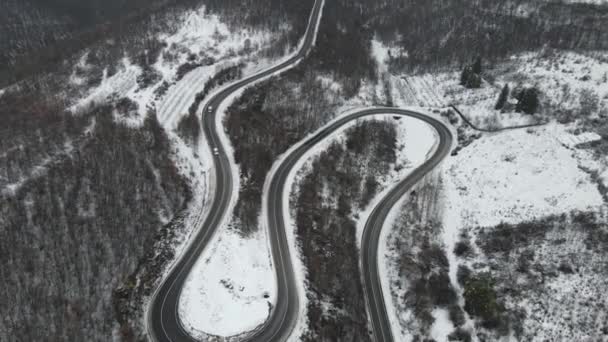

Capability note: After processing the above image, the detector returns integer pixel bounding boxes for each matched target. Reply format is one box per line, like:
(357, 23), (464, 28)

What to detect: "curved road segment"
(147, 0), (323, 340)
(360, 110), (452, 342)
(267, 108), (452, 342)
(147, 0), (453, 340)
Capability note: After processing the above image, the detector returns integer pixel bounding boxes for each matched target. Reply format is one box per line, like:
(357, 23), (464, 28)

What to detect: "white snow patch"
(70, 58), (141, 114)
(556, 130), (601, 148)
(178, 224), (275, 337)
(371, 39), (390, 73)
(430, 308), (455, 342)
(156, 6), (274, 79)
(157, 65), (215, 128)
(443, 123), (602, 230)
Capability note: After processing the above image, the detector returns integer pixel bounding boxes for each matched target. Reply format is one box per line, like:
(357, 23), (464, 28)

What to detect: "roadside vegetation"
(223, 0), (378, 236)
(293, 120), (397, 341)
(384, 175), (465, 341)
(454, 212), (608, 340)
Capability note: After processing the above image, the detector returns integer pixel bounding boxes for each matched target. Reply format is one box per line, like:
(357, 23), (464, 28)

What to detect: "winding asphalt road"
(147, 0), (323, 340)
(147, 0), (453, 340)
(267, 108), (452, 342)
(359, 110), (453, 342)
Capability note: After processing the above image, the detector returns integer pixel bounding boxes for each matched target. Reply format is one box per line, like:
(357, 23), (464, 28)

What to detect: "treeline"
(364, 0), (608, 72)
(203, 0), (314, 54)
(0, 0), (203, 87)
(295, 120), (397, 341)
(308, 0), (377, 97)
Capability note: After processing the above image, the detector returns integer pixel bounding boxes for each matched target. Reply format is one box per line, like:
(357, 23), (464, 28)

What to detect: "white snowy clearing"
(443, 123), (602, 233)
(441, 122), (604, 339)
(178, 221), (276, 337)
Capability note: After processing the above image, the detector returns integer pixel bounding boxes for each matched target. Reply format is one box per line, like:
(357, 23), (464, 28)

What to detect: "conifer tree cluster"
(460, 57), (483, 89)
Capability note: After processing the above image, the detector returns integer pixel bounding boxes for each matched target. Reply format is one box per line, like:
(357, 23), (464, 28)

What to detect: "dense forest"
(295, 120), (397, 341)
(366, 0), (608, 71)
(0, 0), (203, 86)
(0, 104), (189, 341)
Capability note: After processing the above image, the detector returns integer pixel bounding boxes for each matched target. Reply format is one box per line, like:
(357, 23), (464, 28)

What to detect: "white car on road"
(212, 147), (219, 156)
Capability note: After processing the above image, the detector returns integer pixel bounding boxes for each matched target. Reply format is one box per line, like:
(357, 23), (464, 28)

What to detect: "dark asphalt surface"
(266, 108), (452, 342)
(147, 0), (322, 341)
(359, 110), (453, 342)
(147, 0), (453, 340)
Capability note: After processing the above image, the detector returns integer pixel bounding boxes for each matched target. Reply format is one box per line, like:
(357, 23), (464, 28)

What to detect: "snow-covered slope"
(442, 123), (603, 340)
(178, 223), (275, 337)
(71, 4), (275, 125)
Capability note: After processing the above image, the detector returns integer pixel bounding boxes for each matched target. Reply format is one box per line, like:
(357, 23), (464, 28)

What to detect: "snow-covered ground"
(178, 221), (276, 338)
(443, 123), (602, 232)
(441, 123), (604, 339)
(502, 50), (608, 115)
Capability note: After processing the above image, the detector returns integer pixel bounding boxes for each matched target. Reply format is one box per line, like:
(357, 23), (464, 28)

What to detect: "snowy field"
(178, 221), (276, 338)
(441, 123), (604, 340)
(501, 50), (608, 115)
(442, 123), (603, 243)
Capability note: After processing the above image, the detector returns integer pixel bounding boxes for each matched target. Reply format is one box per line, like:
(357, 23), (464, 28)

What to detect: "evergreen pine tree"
(516, 87), (539, 114)
(495, 83), (509, 110)
(472, 56), (482, 75)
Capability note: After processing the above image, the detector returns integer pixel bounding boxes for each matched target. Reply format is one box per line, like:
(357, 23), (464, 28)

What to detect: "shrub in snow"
(460, 57), (484, 89)
(463, 274), (502, 325)
(460, 66), (481, 89)
(579, 88), (599, 117)
(515, 87), (539, 114)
